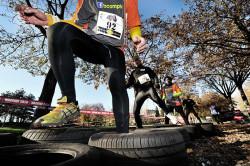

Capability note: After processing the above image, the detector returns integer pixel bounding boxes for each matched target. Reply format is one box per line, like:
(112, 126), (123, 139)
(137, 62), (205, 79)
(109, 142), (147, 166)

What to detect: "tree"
(165, 0), (250, 108)
(233, 80), (250, 110)
(0, 89), (35, 125)
(0, 0), (75, 118)
(198, 92), (230, 117)
(81, 103), (105, 112)
(125, 15), (174, 90)
(204, 74), (237, 108)
(155, 107), (160, 117)
(80, 103), (106, 126)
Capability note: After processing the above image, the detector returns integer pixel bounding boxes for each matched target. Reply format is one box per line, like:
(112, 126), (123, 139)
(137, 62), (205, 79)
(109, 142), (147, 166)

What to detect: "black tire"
(151, 126), (191, 144)
(152, 124), (179, 128)
(21, 127), (100, 144)
(196, 123), (216, 136)
(88, 128), (188, 166)
(150, 124), (191, 143)
(0, 143), (101, 166)
(182, 125), (202, 140)
(0, 133), (17, 146)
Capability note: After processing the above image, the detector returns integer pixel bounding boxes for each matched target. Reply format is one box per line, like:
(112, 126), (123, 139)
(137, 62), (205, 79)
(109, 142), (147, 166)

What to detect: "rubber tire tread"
(21, 127), (97, 144)
(88, 128), (188, 166)
(152, 126), (191, 143)
(182, 125), (202, 140)
(198, 123), (216, 136)
(0, 143), (101, 166)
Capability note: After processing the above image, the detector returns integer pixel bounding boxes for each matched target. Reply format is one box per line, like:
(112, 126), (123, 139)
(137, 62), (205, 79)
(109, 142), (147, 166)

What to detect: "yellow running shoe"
(32, 96), (80, 128)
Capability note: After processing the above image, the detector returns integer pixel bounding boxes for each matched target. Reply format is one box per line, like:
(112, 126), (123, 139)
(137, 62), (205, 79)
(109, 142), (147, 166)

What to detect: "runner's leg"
(133, 91), (147, 128)
(48, 22), (129, 132)
(191, 109), (202, 123)
(104, 46), (130, 133)
(48, 22), (105, 103)
(148, 87), (172, 114)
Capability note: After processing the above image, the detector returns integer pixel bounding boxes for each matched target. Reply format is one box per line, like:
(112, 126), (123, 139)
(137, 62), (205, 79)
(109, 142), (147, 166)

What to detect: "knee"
(108, 72), (126, 94)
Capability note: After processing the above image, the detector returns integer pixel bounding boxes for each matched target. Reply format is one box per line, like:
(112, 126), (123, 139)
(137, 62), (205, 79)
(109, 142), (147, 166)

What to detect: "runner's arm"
(126, 0), (142, 38)
(126, 72), (135, 89)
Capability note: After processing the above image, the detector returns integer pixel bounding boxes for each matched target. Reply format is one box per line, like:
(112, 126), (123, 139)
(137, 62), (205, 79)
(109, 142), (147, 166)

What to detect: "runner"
(126, 57), (177, 128)
(17, 0), (147, 133)
(182, 95), (202, 124)
(161, 76), (188, 124)
(209, 103), (222, 124)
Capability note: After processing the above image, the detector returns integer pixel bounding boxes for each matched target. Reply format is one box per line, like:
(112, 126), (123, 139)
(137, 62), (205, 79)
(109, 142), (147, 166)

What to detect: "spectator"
(209, 104), (222, 124)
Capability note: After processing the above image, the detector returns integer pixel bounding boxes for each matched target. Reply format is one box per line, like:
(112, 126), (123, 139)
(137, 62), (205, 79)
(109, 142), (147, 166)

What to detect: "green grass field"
(0, 127), (27, 134)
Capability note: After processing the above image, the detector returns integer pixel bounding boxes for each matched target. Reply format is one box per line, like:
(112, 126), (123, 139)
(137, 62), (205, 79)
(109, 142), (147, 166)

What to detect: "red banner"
(0, 96), (50, 107)
(80, 110), (114, 115)
(80, 110), (162, 119)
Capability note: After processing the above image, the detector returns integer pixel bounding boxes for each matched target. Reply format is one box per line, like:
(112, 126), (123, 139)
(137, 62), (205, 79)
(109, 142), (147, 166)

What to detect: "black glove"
(155, 83), (160, 89)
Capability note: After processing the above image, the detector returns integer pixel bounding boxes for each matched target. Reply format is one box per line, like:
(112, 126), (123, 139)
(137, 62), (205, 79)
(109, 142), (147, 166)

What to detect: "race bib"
(138, 74), (151, 84)
(96, 11), (124, 39)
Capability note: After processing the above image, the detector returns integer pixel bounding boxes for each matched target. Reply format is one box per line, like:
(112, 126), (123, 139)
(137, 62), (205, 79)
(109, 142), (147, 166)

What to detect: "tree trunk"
(34, 68), (57, 119)
(226, 95), (235, 111)
(1, 115), (7, 127)
(237, 84), (250, 109)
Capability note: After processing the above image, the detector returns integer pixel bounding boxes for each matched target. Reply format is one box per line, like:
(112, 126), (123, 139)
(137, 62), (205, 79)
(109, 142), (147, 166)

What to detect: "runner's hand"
(132, 36), (147, 53)
(155, 83), (160, 89)
(15, 4), (48, 26)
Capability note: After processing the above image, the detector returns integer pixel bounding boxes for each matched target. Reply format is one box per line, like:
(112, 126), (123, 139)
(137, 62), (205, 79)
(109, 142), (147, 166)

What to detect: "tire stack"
(0, 143), (101, 166)
(0, 123), (216, 166)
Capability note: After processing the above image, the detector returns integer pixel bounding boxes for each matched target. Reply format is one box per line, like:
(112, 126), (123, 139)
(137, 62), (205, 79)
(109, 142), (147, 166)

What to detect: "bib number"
(138, 74), (151, 84)
(96, 11), (123, 39)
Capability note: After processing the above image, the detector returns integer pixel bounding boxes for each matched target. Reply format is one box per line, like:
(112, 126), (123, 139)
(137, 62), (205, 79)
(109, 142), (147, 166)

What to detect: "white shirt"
(210, 105), (219, 115)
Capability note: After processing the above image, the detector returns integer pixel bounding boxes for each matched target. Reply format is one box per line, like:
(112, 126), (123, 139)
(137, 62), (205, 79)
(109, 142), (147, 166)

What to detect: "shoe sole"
(41, 111), (80, 128)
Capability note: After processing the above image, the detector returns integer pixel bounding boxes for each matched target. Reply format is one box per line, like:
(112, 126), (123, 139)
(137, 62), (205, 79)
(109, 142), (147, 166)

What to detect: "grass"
(0, 127), (27, 135)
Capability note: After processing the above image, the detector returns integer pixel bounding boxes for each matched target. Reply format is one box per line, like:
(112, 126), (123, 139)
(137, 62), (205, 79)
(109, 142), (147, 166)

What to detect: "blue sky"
(0, 0), (186, 112)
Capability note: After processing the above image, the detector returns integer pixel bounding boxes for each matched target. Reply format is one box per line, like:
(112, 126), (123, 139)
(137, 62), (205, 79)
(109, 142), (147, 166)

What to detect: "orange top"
(172, 83), (182, 97)
(126, 0), (141, 29)
(46, 0), (142, 38)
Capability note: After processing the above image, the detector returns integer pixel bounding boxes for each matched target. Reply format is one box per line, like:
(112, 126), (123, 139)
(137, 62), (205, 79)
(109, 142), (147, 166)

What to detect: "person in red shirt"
(17, 0), (147, 133)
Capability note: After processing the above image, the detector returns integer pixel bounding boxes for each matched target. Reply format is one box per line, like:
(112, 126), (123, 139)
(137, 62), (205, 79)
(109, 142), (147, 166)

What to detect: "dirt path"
(187, 123), (250, 166)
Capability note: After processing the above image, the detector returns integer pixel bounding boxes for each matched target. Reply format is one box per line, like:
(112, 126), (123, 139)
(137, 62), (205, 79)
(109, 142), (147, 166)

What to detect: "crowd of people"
(126, 57), (178, 128)
(125, 57), (205, 128)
